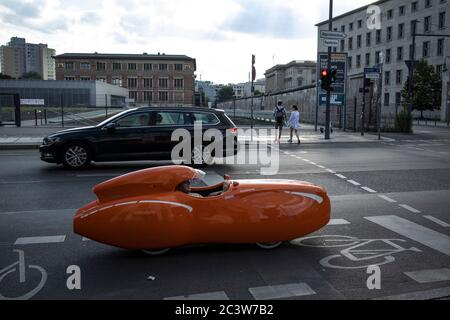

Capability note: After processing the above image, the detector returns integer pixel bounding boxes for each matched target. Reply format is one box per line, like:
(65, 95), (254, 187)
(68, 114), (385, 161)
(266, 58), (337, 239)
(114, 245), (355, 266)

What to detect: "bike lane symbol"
(0, 249), (47, 300)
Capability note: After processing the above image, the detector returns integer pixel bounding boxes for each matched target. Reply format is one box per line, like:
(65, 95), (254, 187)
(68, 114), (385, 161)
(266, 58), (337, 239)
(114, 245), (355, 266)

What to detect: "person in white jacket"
(287, 105), (301, 144)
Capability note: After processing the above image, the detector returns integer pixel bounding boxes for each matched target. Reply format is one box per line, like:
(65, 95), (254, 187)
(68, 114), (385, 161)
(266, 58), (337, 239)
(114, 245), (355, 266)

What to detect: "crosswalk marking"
(361, 186), (377, 193)
(15, 235), (66, 245)
(335, 174), (347, 179)
(364, 215), (450, 256)
(347, 180), (361, 186)
(327, 219), (350, 225)
(378, 195), (397, 203)
(248, 282), (316, 300)
(164, 291), (230, 300)
(374, 286), (450, 300)
(404, 268), (450, 284)
(423, 215), (450, 228)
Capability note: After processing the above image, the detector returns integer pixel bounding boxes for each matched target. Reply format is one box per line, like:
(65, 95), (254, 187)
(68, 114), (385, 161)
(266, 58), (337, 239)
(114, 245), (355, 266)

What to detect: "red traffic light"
(321, 69), (328, 77)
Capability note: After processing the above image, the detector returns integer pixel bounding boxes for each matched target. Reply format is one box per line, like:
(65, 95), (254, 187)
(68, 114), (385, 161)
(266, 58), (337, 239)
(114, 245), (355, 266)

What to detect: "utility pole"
(325, 0), (333, 140)
(408, 20), (417, 117)
(251, 54), (255, 142)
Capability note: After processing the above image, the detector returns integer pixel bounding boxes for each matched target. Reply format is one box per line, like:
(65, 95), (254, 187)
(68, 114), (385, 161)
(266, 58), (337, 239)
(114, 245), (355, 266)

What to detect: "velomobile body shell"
(74, 166), (331, 250)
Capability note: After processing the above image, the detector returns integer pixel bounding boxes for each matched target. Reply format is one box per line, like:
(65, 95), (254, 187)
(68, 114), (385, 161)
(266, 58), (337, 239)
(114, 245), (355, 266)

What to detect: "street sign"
(318, 52), (347, 107)
(320, 30), (347, 40)
(364, 67), (381, 80)
(20, 99), (44, 105)
(322, 39), (339, 47)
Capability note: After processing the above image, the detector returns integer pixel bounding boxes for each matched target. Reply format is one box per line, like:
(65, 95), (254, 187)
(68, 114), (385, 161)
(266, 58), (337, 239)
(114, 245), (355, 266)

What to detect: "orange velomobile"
(74, 165), (331, 254)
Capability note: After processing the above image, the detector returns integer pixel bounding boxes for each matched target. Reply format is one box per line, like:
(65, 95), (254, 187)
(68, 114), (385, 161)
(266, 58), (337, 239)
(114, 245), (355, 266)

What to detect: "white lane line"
(316, 165), (326, 169)
(248, 283), (316, 300)
(327, 219), (351, 225)
(164, 291), (229, 300)
(309, 161), (317, 165)
(364, 215), (450, 256)
(423, 216), (450, 228)
(326, 169), (336, 173)
(347, 180), (361, 186)
(15, 235), (66, 245)
(378, 195), (397, 203)
(361, 186), (377, 193)
(398, 204), (421, 214)
(374, 286), (450, 300)
(404, 268), (450, 284)
(335, 174), (347, 179)
(302, 159), (310, 162)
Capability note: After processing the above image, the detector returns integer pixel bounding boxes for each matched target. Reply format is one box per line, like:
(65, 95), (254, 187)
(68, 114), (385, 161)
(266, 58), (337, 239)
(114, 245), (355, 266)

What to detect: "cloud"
(80, 11), (102, 24)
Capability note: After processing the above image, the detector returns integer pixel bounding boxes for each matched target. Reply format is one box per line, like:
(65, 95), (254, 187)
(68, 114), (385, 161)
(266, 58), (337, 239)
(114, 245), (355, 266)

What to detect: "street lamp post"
(378, 51), (385, 140)
(443, 56), (450, 126)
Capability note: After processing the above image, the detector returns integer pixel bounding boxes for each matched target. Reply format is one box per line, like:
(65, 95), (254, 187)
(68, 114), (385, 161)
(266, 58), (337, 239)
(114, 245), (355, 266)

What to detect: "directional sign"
(364, 67), (381, 80)
(322, 39), (339, 47)
(320, 30), (347, 40)
(20, 99), (44, 105)
(318, 52), (347, 107)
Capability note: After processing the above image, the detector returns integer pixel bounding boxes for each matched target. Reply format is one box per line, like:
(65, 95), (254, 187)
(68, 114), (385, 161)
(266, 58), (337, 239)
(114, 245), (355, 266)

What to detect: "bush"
(395, 109), (412, 133)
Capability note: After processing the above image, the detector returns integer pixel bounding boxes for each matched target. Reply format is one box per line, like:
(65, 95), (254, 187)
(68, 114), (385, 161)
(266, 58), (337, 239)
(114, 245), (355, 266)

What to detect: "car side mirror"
(104, 122), (117, 131)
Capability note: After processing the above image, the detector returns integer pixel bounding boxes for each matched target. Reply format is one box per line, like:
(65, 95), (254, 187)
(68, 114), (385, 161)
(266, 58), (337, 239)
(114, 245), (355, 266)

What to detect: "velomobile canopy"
(93, 165), (204, 203)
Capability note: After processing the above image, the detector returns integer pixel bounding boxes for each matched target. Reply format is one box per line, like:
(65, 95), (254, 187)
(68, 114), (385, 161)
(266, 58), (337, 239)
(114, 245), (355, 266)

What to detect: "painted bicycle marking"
(0, 249), (47, 300)
(291, 235), (421, 269)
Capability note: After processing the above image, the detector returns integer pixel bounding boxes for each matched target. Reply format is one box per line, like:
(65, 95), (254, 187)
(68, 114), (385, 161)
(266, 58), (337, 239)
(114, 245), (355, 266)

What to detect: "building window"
(439, 12), (446, 29)
(348, 56), (352, 69)
(398, 23), (404, 39)
(158, 78), (168, 88)
(384, 93), (390, 106)
(174, 78), (184, 89)
(174, 64), (183, 71)
(356, 55), (361, 68)
(387, 27), (392, 41)
(424, 16), (431, 32)
(399, 5), (405, 16)
(112, 78), (122, 86)
(65, 62), (74, 70)
(80, 76), (90, 81)
(412, 1), (418, 12)
(425, 0), (432, 8)
(395, 92), (402, 106)
(144, 63), (152, 71)
(159, 64), (168, 71)
(375, 51), (381, 64)
(387, 9), (393, 19)
(423, 41), (430, 57)
(143, 91), (152, 102)
(376, 30), (382, 44)
(129, 91), (138, 100)
(112, 63), (121, 70)
(365, 53), (371, 66)
(96, 62), (106, 70)
(80, 62), (90, 70)
(143, 78), (152, 88)
(366, 32), (371, 46)
(340, 39), (345, 52)
(386, 49), (391, 63)
(64, 76), (75, 80)
(357, 35), (362, 48)
(411, 20), (417, 36)
(349, 22), (354, 31)
(385, 71), (391, 85)
(396, 70), (402, 84)
(348, 37), (353, 50)
(158, 91), (168, 101)
(437, 38), (444, 56)
(436, 65), (444, 78)
(358, 20), (362, 28)
(127, 77), (137, 88)
(397, 47), (403, 61)
(128, 63), (136, 70)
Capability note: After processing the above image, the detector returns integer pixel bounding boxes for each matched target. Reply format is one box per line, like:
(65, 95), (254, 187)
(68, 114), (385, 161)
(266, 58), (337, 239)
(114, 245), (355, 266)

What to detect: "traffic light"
(330, 69), (337, 84)
(320, 69), (330, 91)
(251, 54), (256, 82)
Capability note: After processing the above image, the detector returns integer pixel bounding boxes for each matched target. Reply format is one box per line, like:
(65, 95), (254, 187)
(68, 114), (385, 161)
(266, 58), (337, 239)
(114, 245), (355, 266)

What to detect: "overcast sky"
(0, 0), (374, 84)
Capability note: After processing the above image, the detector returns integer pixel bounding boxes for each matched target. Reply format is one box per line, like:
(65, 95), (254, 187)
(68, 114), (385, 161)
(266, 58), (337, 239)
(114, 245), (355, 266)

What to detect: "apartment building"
(317, 0), (450, 120)
(264, 60), (317, 94)
(54, 52), (196, 106)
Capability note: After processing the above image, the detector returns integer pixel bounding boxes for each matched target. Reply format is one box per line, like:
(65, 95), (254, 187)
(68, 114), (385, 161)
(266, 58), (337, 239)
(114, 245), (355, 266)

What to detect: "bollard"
(35, 109), (38, 126)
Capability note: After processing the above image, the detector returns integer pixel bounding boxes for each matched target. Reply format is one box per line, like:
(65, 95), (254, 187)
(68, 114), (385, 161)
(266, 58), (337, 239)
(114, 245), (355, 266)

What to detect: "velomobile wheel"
(141, 248), (170, 255)
(256, 242), (283, 249)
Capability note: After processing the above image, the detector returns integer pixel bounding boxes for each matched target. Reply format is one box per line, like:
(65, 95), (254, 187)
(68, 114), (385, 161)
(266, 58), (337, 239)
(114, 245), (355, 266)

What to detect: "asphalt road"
(0, 126), (449, 300)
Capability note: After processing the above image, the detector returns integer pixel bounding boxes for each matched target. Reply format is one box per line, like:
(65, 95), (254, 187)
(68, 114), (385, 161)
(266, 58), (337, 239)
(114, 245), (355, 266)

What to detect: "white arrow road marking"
(423, 216), (450, 228)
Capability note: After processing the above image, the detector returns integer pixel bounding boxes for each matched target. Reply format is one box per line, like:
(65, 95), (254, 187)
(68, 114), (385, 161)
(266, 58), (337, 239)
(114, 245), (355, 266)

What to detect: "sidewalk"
(0, 122), (393, 150)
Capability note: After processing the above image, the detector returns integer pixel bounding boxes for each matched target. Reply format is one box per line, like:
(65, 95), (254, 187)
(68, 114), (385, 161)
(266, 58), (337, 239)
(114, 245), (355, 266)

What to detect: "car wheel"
(141, 248), (170, 255)
(61, 143), (91, 169)
(256, 242), (283, 249)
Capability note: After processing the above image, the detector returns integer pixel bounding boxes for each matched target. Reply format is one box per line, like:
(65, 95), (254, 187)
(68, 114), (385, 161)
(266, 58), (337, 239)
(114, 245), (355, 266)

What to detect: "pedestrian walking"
(287, 105), (301, 144)
(273, 101), (286, 143)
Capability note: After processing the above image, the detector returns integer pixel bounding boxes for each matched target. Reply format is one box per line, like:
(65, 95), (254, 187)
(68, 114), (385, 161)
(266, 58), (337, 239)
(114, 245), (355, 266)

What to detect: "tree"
(0, 73), (13, 79)
(254, 89), (262, 96)
(401, 59), (442, 119)
(216, 86), (234, 103)
(20, 71), (42, 80)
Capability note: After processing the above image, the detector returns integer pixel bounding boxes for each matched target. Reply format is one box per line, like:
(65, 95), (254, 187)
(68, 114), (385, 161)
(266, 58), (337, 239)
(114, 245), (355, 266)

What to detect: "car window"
(191, 112), (220, 125)
(150, 112), (187, 126)
(116, 112), (150, 127)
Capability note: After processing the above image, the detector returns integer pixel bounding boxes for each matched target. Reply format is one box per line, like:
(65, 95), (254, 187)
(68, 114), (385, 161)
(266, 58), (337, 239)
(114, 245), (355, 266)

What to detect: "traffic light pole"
(325, 0), (333, 140)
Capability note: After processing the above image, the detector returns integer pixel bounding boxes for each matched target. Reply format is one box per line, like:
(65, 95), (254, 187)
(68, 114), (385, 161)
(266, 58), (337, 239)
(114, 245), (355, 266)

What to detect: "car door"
(96, 111), (151, 160)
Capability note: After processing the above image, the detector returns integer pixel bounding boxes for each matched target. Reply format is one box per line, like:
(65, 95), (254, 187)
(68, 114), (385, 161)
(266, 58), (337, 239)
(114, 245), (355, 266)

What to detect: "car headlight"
(43, 136), (61, 145)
